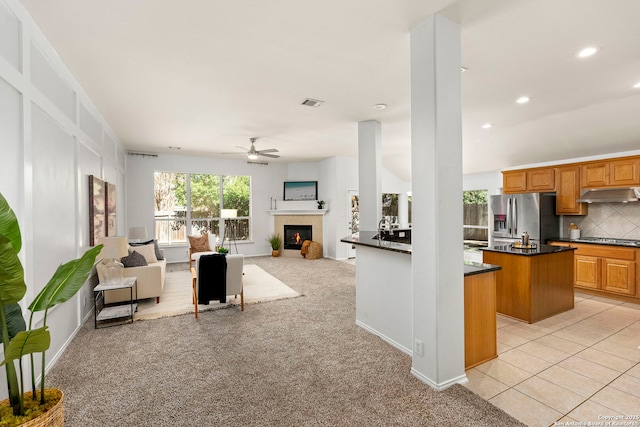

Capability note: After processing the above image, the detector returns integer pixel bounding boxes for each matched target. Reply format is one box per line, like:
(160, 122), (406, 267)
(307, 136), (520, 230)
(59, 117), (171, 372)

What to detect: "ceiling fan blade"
(235, 146), (249, 151)
(257, 148), (279, 154)
(259, 153), (280, 158)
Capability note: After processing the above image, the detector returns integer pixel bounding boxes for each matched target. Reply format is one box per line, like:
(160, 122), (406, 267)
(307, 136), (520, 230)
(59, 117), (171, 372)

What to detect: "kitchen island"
(341, 231), (501, 369)
(482, 244), (576, 323)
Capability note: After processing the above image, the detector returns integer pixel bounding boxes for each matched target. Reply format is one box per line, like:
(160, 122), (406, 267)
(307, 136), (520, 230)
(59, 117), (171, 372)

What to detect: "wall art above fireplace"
(283, 181), (317, 201)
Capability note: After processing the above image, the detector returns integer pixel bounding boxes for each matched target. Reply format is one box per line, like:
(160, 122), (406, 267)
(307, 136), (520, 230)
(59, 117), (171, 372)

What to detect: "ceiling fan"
(236, 137), (280, 160)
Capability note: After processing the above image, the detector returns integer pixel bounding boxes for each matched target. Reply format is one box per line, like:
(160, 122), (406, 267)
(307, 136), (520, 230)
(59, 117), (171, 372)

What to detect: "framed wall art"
(89, 175), (106, 246)
(106, 182), (117, 236)
(283, 181), (318, 201)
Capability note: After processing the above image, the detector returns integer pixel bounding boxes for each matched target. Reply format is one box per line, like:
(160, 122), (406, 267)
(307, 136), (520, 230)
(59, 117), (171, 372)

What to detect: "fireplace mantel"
(268, 210), (327, 216)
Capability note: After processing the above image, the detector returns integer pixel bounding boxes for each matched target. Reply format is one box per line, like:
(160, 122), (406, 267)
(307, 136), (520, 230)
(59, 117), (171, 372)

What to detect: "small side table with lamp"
(94, 236), (137, 327)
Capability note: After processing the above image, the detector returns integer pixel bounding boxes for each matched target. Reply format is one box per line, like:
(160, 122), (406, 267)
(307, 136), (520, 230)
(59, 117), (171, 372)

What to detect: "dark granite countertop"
(464, 261), (501, 277)
(341, 232), (502, 277)
(482, 244), (576, 256)
(548, 237), (640, 248)
(340, 231), (411, 254)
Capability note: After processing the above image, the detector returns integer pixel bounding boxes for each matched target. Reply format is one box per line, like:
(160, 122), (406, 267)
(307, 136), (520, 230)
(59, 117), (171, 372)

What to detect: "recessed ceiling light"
(481, 123), (492, 129)
(373, 104), (387, 110)
(577, 46), (599, 58)
(461, 67), (468, 72)
(516, 96), (530, 104)
(633, 82), (640, 89)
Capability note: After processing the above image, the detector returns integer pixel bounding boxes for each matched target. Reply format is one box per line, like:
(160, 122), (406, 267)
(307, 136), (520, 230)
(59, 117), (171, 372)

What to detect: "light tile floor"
(464, 292), (640, 427)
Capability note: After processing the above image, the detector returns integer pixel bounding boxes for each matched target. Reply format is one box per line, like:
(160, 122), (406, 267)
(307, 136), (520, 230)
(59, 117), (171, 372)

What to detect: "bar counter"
(341, 231), (501, 368)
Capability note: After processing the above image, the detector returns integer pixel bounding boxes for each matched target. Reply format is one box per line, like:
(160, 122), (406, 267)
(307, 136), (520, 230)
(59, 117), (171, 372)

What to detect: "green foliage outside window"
(463, 190), (488, 204)
(154, 172), (251, 243)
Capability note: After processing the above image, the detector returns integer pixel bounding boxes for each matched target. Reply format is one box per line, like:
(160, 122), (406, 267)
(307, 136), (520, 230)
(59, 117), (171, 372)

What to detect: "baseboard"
(355, 319), (412, 356)
(410, 368), (468, 391)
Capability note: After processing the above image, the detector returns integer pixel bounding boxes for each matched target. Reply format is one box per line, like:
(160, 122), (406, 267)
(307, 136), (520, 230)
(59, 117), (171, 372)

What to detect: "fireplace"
(283, 225), (312, 250)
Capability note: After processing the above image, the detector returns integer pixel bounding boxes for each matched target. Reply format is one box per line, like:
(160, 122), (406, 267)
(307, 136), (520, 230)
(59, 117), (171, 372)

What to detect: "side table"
(94, 276), (137, 328)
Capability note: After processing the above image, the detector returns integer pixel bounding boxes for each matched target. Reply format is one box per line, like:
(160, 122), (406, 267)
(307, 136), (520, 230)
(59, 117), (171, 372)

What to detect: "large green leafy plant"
(0, 192), (101, 416)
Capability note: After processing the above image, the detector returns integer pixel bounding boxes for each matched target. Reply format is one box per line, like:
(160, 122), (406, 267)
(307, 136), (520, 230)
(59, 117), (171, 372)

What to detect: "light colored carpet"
(47, 257), (525, 427)
(134, 264), (300, 321)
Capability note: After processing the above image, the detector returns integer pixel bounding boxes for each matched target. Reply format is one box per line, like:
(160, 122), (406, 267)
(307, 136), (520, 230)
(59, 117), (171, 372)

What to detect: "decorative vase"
(0, 389), (64, 427)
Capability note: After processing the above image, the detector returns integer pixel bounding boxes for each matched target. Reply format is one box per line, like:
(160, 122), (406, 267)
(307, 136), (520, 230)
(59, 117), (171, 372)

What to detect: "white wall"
(463, 171), (502, 195)
(0, 0), (126, 399)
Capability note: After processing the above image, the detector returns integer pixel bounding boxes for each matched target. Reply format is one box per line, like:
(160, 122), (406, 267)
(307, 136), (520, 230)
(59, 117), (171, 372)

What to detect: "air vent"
(301, 98), (324, 107)
(247, 161), (269, 166)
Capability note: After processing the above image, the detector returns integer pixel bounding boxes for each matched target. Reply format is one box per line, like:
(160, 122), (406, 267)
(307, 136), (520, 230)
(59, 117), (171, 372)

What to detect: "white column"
(358, 120), (382, 231)
(410, 14), (465, 389)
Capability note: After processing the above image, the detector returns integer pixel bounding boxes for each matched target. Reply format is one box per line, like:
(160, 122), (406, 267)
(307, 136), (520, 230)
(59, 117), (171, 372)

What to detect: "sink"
(371, 233), (410, 244)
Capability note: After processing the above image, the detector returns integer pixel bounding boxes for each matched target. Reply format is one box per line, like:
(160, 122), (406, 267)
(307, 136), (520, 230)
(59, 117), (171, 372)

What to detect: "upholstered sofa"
(96, 244), (166, 304)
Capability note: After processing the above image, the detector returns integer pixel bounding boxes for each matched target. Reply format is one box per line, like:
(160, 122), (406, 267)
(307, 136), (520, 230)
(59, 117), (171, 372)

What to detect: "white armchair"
(191, 254), (244, 318)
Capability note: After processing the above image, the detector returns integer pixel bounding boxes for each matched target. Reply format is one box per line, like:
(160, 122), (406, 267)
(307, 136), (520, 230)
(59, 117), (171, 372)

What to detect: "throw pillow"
(121, 250), (148, 268)
(188, 234), (210, 253)
(130, 239), (164, 260)
(129, 243), (158, 264)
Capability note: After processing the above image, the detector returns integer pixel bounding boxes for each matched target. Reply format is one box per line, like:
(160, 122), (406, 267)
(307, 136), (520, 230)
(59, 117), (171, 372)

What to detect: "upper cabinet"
(503, 171), (527, 193)
(528, 168), (556, 191)
(503, 155), (640, 216)
(556, 166), (587, 215)
(503, 168), (555, 194)
(582, 158), (640, 188)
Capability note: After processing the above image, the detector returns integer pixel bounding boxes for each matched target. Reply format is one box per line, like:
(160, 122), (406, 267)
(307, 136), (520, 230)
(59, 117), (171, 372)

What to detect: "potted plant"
(317, 200), (325, 210)
(217, 246), (229, 254)
(0, 192), (102, 425)
(267, 233), (282, 257)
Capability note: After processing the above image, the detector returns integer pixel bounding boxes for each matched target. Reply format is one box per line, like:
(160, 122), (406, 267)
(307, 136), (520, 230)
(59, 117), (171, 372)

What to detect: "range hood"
(576, 187), (640, 203)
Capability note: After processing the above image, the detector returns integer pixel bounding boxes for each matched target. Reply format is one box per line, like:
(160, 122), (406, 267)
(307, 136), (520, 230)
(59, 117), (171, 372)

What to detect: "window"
(382, 193), (399, 224)
(154, 172), (251, 245)
(463, 190), (488, 247)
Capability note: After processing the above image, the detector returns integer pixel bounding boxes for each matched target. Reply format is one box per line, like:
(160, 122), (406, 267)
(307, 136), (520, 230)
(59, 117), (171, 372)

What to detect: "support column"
(410, 14), (465, 389)
(358, 120), (382, 231)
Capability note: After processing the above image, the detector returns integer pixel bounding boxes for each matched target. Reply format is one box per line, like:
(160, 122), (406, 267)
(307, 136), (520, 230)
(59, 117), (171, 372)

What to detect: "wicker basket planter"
(305, 242), (322, 260)
(0, 389), (64, 427)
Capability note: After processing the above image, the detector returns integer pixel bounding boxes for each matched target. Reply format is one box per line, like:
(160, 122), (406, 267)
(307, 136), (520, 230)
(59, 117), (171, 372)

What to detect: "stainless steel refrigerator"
(489, 193), (559, 246)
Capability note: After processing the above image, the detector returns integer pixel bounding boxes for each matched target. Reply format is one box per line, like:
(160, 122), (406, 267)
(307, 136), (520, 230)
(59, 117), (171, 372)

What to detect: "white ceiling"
(19, 0), (640, 181)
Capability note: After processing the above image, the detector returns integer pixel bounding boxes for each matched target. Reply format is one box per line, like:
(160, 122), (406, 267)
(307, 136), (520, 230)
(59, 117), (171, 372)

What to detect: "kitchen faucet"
(377, 217), (389, 241)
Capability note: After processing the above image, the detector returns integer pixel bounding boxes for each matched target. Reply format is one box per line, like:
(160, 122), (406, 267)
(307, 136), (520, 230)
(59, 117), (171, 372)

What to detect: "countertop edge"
(482, 244), (576, 256)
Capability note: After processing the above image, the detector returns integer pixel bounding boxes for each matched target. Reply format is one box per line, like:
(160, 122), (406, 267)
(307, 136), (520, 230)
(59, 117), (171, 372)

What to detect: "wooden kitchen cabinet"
(602, 258), (636, 295)
(582, 158), (640, 188)
(503, 167), (555, 193)
(610, 159), (640, 186)
(503, 171), (527, 193)
(528, 168), (556, 191)
(556, 166), (587, 215)
(548, 241), (638, 299)
(575, 255), (600, 289)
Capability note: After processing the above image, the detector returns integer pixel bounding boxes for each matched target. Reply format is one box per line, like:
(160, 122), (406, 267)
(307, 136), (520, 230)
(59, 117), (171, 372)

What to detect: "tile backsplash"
(563, 203), (640, 239)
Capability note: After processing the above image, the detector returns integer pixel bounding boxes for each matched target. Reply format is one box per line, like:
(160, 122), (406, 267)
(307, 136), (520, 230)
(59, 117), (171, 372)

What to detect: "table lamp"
(97, 236), (128, 284)
(128, 226), (148, 243)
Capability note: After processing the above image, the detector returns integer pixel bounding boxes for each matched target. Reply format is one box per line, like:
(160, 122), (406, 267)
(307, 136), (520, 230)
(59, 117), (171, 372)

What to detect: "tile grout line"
(486, 299), (640, 424)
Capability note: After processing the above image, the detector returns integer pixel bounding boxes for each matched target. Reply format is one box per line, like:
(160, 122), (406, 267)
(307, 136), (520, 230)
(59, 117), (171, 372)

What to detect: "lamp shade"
(97, 236), (128, 260)
(128, 226), (148, 240)
(221, 209), (238, 219)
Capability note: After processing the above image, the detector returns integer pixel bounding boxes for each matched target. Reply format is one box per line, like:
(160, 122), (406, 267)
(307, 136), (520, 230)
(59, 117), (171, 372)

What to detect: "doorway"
(348, 190), (359, 258)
